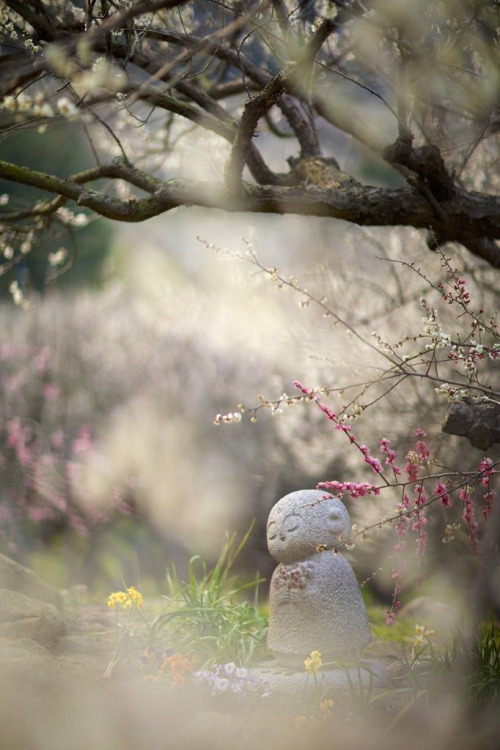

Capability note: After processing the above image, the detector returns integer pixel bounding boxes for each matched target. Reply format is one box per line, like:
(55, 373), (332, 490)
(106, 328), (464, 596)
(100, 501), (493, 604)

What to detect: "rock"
(0, 553), (63, 608)
(441, 399), (500, 449)
(0, 637), (52, 666)
(399, 596), (461, 633)
(0, 637), (57, 684)
(0, 588), (67, 648)
(266, 490), (372, 667)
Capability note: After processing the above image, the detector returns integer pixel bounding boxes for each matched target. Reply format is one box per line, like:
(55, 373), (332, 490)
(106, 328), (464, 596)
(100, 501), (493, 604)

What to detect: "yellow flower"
(107, 591), (127, 609)
(304, 650), (322, 675)
(125, 586), (144, 609)
(413, 624), (435, 648)
(294, 715), (310, 729)
(107, 587), (144, 609)
(320, 698), (334, 717)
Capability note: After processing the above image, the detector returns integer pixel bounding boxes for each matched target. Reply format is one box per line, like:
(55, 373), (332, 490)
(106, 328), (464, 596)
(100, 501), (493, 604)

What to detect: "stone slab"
(0, 588), (67, 647)
(0, 553), (63, 608)
(251, 659), (390, 699)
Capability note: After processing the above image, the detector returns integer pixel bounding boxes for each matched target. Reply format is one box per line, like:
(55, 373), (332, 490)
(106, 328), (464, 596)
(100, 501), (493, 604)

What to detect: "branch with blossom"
(300, 391), (498, 623)
(210, 239), (498, 622)
(206, 241), (498, 433)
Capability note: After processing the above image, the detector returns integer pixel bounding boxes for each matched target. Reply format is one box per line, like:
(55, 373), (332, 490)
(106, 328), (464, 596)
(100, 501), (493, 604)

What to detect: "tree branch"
(1, 158), (500, 268)
(225, 18), (340, 191)
(4, 0), (58, 41)
(225, 71), (286, 192)
(143, 30), (320, 156)
(123, 80), (279, 186)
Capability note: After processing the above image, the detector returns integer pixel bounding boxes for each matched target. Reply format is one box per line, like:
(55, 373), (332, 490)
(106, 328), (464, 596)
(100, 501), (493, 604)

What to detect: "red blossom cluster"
(293, 381), (497, 625)
(317, 480), (381, 498)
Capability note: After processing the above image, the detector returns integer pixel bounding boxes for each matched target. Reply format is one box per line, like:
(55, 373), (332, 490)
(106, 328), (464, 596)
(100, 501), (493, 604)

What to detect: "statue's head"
(267, 490), (351, 564)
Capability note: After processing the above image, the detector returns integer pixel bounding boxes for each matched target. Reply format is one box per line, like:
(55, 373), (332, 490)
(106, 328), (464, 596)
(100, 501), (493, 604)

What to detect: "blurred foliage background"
(0, 120), (113, 292)
(1, 185), (497, 612)
(0, 2), (498, 611)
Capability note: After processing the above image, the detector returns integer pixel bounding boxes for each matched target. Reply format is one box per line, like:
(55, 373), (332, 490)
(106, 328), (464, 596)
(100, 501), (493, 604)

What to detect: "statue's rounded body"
(267, 489), (371, 668)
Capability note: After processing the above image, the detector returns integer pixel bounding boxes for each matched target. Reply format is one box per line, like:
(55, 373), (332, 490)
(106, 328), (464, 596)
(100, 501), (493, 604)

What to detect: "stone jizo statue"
(267, 489), (371, 668)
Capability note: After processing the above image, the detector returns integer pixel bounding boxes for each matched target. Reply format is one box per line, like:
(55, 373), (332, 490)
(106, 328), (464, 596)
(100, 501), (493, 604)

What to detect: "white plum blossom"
(48, 248), (67, 266)
(57, 96), (78, 117)
(72, 213), (89, 227)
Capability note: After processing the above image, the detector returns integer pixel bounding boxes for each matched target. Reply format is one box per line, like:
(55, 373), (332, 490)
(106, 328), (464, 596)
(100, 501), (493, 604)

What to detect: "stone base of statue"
(250, 658), (390, 700)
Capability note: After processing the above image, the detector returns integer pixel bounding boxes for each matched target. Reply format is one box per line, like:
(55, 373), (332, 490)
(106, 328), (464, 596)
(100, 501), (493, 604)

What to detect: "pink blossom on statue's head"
(317, 480), (380, 498)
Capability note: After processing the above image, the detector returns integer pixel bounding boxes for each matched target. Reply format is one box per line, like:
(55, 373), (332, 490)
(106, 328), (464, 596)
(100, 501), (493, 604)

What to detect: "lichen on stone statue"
(267, 489), (371, 668)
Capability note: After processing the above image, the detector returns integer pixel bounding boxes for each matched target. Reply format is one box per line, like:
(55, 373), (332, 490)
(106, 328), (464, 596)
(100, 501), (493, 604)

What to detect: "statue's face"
(267, 491), (351, 563)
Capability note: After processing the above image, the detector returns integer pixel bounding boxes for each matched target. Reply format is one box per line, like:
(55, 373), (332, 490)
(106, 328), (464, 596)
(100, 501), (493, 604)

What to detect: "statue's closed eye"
(267, 521), (277, 541)
(283, 512), (300, 533)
